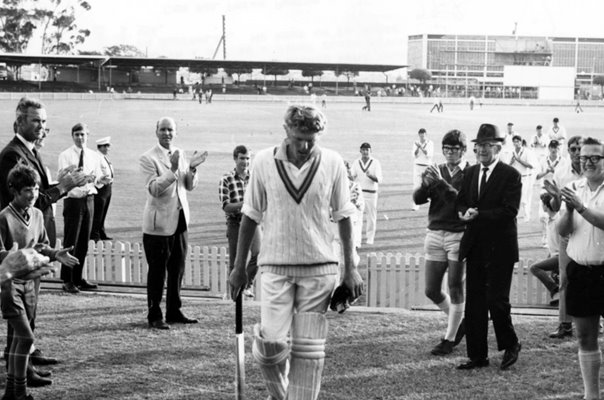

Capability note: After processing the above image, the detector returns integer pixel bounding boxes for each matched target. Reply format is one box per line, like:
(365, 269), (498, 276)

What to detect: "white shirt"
(96, 151), (114, 189)
(478, 158), (499, 192)
(57, 145), (102, 198)
(547, 125), (567, 145)
(351, 157), (383, 192)
(242, 140), (355, 267)
(565, 179), (604, 265)
(412, 139), (434, 166)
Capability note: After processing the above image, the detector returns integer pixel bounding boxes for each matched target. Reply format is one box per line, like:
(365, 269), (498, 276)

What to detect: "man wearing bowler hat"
(456, 123), (523, 371)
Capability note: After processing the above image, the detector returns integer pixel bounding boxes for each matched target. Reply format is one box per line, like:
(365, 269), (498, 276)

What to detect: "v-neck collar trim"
(358, 158), (373, 173)
(274, 148), (322, 204)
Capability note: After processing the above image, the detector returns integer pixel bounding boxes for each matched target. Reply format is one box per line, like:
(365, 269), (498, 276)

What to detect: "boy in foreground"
(0, 164), (78, 400)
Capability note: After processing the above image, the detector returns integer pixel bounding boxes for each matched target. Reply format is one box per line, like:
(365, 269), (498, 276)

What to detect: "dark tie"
(479, 167), (488, 199)
(22, 210), (29, 223)
(78, 149), (84, 168)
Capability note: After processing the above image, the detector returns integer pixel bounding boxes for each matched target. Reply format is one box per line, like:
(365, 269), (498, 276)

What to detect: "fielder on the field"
(229, 104), (363, 400)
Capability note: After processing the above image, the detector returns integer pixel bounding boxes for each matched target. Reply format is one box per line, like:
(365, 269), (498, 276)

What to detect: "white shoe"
(243, 288), (255, 298)
(412, 205), (419, 211)
(366, 240), (374, 245)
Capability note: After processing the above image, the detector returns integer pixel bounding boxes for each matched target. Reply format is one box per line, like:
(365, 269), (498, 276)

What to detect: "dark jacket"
(0, 136), (63, 212)
(456, 161), (521, 264)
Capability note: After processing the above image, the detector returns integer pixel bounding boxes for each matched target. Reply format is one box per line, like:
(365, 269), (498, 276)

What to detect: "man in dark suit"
(455, 123), (523, 371)
(0, 97), (87, 385)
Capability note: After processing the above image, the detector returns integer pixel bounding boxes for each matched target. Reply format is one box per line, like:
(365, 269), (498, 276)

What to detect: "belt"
(362, 189), (377, 193)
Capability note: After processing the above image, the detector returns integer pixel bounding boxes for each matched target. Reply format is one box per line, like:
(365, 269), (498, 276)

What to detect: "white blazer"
(139, 144), (198, 236)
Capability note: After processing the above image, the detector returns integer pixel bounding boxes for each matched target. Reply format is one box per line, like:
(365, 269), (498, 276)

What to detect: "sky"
(27, 0), (604, 64)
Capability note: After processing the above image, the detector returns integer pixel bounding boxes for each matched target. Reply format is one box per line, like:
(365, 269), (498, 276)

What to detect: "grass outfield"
(1, 98), (603, 262)
(0, 291), (584, 400)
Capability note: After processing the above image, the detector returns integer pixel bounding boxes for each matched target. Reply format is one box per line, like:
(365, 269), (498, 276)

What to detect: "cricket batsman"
(229, 104), (363, 400)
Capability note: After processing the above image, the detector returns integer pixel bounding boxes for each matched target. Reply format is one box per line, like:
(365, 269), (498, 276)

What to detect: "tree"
(104, 44), (145, 57)
(336, 70), (359, 87)
(0, 0), (43, 52)
(594, 75), (604, 97)
(0, 0), (92, 54)
(39, 0), (92, 54)
(408, 68), (432, 84)
(261, 66), (289, 85)
(223, 67), (252, 82)
(301, 68), (323, 84)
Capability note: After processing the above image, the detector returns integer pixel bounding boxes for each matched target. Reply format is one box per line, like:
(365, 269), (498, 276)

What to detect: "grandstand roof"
(0, 53), (405, 72)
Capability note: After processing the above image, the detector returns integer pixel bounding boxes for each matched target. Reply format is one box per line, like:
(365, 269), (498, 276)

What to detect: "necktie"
(479, 167), (488, 199)
(22, 210), (29, 223)
(78, 149), (84, 168)
(105, 156), (113, 178)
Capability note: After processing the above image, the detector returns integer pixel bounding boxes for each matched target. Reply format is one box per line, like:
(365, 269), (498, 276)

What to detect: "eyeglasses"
(569, 146), (582, 152)
(579, 155), (604, 164)
(442, 146), (462, 153)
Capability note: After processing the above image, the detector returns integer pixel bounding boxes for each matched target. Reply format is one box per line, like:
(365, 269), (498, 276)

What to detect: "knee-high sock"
(436, 293), (451, 316)
(252, 324), (290, 400)
(444, 302), (464, 342)
(287, 312), (328, 400)
(579, 349), (601, 400)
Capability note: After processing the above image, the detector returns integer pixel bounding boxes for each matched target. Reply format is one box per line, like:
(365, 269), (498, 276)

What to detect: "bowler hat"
(472, 124), (504, 144)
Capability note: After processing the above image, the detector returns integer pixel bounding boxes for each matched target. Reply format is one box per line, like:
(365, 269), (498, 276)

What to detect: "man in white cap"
(91, 136), (114, 241)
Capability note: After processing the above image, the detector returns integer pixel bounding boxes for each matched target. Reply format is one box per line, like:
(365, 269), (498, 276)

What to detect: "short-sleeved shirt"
(565, 179), (604, 265)
(242, 140), (355, 272)
(219, 169), (248, 225)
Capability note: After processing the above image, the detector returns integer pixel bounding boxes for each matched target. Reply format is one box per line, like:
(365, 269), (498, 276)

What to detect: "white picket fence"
(47, 240), (233, 298)
(366, 253), (550, 309)
(45, 241), (552, 309)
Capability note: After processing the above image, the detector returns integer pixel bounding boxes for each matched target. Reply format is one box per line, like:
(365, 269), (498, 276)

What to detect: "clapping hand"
(458, 207), (479, 222)
(189, 150), (209, 169)
(560, 186), (582, 211)
(170, 149), (181, 172)
(55, 246), (79, 268)
(543, 179), (561, 199)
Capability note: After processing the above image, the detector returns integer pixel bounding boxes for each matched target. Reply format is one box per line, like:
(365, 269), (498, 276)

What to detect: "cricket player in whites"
(229, 104), (363, 400)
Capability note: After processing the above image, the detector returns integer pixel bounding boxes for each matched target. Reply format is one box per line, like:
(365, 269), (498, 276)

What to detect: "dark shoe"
(456, 358), (489, 370)
(15, 395), (34, 400)
(431, 339), (454, 356)
(78, 280), (98, 290)
(100, 236), (113, 241)
(149, 320), (170, 330)
(61, 282), (79, 294)
(166, 315), (198, 324)
(27, 369), (52, 387)
(30, 349), (58, 366)
(500, 342), (521, 370)
(453, 319), (466, 346)
(549, 323), (573, 339)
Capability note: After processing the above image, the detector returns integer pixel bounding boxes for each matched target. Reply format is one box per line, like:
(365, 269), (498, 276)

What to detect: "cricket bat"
(235, 292), (245, 399)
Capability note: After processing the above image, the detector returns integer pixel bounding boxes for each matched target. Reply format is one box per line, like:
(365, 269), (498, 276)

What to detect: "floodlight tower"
(212, 15), (227, 60)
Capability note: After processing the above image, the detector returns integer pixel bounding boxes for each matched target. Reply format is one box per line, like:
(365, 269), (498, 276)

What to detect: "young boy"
(0, 164), (78, 400)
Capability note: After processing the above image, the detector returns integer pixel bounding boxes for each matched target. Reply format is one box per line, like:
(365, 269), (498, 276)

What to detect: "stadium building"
(407, 34), (604, 100)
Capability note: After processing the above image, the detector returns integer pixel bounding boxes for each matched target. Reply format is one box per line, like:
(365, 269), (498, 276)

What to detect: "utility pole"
(212, 15), (227, 60)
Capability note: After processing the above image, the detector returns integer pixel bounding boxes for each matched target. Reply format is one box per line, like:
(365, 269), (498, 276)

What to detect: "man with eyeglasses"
(0, 97), (88, 386)
(456, 123), (522, 371)
(543, 136), (584, 340)
(413, 129), (469, 356)
(556, 137), (604, 400)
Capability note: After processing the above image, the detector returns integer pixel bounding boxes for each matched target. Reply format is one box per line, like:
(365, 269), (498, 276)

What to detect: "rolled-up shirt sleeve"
(241, 159), (266, 224)
(331, 157), (356, 222)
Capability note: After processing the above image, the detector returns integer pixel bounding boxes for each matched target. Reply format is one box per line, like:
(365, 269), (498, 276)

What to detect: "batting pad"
(252, 324), (290, 400)
(287, 312), (328, 400)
